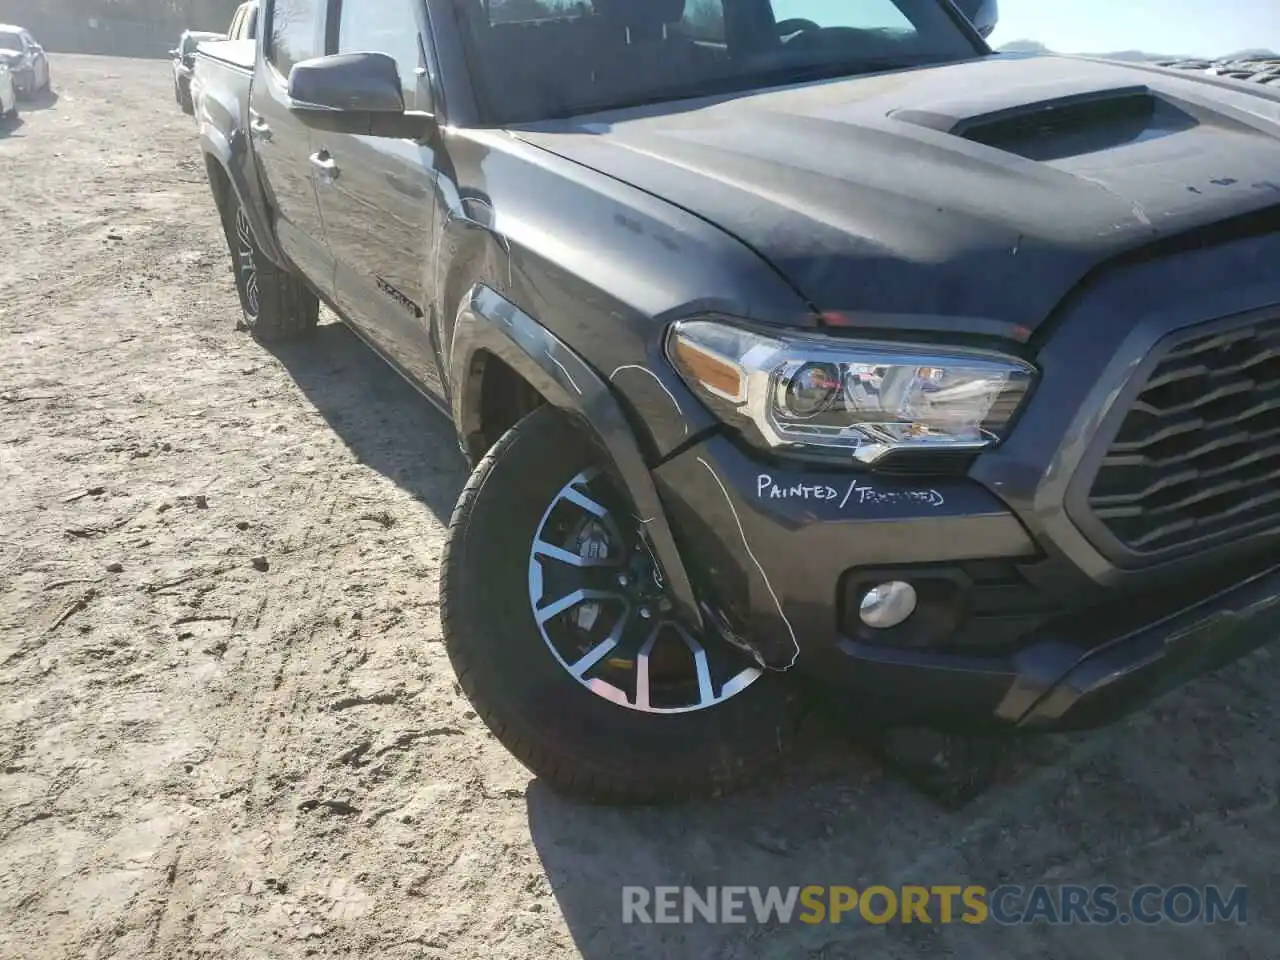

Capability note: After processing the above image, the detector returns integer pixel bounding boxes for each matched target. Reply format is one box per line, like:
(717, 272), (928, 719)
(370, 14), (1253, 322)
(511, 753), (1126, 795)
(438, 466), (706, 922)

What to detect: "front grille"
(1087, 312), (1280, 553)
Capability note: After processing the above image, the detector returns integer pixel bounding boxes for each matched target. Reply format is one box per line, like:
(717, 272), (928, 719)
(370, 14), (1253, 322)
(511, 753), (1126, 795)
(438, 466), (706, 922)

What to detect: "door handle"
(248, 111), (272, 141)
(309, 151), (339, 185)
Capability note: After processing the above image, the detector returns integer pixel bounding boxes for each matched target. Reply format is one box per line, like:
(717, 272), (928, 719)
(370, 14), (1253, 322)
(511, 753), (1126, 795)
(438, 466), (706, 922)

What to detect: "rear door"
(248, 0), (334, 297)
(310, 0), (446, 401)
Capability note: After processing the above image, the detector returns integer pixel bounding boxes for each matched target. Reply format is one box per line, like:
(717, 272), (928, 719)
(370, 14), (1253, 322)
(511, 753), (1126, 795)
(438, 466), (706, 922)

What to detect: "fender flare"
(449, 283), (704, 633)
(199, 124), (288, 269)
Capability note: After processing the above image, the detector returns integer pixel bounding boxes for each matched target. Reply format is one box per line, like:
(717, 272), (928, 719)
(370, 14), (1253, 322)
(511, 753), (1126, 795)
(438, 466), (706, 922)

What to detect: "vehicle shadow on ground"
(523, 731), (1082, 958)
(523, 723), (1017, 958)
(529, 655), (1280, 959)
(21, 89), (58, 111)
(266, 319), (469, 523)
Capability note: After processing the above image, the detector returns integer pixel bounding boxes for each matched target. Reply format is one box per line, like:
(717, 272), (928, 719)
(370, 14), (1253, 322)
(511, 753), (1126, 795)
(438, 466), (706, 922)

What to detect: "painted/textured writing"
(755, 474), (945, 509)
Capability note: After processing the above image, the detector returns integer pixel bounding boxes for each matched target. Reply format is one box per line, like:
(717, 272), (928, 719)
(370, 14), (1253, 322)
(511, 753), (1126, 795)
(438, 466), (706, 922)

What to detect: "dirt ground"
(2, 54), (1279, 960)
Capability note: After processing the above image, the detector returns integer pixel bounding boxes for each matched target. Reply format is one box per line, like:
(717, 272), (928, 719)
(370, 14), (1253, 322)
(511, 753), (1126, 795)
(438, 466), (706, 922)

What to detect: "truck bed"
(190, 38), (254, 183)
(194, 38), (255, 73)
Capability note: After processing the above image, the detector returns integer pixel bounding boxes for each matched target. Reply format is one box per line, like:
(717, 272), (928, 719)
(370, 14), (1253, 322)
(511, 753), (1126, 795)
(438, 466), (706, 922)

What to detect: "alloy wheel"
(528, 468), (762, 713)
(233, 206), (260, 321)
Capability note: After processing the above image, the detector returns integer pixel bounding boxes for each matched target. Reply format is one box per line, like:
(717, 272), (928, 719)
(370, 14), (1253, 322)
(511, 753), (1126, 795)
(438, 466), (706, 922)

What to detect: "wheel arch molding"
(199, 129), (288, 270)
(448, 283), (705, 634)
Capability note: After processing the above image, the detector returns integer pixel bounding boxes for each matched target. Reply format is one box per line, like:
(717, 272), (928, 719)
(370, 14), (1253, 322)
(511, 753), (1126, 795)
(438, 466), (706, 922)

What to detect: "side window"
(268, 0), (320, 77)
(769, 0), (916, 36)
(336, 0), (425, 109)
(681, 0), (725, 43)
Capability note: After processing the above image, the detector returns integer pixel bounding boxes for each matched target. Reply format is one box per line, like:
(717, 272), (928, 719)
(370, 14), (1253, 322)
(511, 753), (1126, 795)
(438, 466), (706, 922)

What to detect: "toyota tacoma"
(191, 0), (1280, 804)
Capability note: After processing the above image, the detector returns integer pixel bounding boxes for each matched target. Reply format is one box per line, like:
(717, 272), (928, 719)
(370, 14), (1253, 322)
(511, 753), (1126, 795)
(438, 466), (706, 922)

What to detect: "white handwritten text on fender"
(755, 475), (841, 501)
(755, 474), (945, 509)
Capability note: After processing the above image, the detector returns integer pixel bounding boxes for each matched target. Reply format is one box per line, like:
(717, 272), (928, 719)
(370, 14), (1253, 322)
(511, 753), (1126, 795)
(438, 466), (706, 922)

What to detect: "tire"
(441, 405), (801, 805)
(218, 189), (318, 343)
(179, 80), (194, 115)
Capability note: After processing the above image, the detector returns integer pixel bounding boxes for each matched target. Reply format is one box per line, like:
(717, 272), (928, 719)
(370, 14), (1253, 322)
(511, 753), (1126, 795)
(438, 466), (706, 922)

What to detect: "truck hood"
(515, 54), (1280, 335)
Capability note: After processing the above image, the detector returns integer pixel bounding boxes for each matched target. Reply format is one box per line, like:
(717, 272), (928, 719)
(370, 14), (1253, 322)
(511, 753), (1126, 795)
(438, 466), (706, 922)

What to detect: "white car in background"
(0, 24), (50, 98)
(0, 63), (17, 123)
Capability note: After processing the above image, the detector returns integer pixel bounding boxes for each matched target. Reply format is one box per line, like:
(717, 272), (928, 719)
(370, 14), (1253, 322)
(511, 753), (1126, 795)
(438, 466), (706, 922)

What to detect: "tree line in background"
(2, 0), (244, 31)
(2, 0), (725, 32)
(0, 0), (246, 57)
(0, 0), (731, 56)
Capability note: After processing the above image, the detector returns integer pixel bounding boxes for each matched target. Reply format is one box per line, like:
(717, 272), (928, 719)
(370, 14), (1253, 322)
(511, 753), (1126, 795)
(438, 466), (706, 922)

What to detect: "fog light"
(859, 581), (917, 629)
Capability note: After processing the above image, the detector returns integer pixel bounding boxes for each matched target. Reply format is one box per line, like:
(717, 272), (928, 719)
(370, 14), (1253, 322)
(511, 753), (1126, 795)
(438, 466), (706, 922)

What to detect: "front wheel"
(441, 406), (801, 804)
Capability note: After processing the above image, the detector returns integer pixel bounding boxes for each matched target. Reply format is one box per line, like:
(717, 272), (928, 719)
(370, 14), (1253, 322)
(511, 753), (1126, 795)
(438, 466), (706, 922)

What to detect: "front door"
(310, 0), (446, 402)
(248, 0), (334, 297)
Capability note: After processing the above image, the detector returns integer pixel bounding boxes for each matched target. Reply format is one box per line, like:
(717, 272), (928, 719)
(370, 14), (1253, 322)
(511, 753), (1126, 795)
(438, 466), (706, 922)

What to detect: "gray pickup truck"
(192, 0), (1280, 806)
(182, 2), (259, 117)
(171, 31), (225, 114)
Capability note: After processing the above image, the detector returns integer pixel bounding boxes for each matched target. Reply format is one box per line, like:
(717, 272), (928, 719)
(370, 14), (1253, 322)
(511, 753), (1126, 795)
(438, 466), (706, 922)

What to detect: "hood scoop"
(892, 85), (1197, 162)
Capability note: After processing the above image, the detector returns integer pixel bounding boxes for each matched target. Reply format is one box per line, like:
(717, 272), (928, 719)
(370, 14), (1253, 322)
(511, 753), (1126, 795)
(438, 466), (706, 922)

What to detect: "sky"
(986, 0), (1279, 57)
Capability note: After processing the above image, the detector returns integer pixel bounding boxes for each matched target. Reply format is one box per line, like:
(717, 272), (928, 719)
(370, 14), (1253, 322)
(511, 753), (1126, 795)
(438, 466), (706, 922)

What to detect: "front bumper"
(652, 434), (1280, 732)
(627, 218), (1280, 733)
(834, 560), (1280, 732)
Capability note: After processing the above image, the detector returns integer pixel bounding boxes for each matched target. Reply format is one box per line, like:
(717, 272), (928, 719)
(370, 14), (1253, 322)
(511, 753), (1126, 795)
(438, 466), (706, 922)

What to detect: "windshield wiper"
(752, 54), (957, 83)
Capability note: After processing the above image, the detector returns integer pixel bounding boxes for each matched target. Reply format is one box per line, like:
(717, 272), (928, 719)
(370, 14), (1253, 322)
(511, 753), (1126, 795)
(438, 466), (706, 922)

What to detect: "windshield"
(458, 0), (983, 124)
(0, 32), (22, 52)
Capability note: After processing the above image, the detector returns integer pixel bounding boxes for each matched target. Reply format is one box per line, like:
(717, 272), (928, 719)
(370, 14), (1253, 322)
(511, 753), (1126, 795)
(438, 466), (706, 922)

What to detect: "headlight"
(666, 318), (1037, 465)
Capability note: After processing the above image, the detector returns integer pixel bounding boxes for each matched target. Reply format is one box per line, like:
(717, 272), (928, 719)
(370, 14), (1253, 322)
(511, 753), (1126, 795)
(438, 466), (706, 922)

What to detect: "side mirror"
(169, 48), (180, 58)
(953, 0), (998, 39)
(287, 52), (436, 140)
